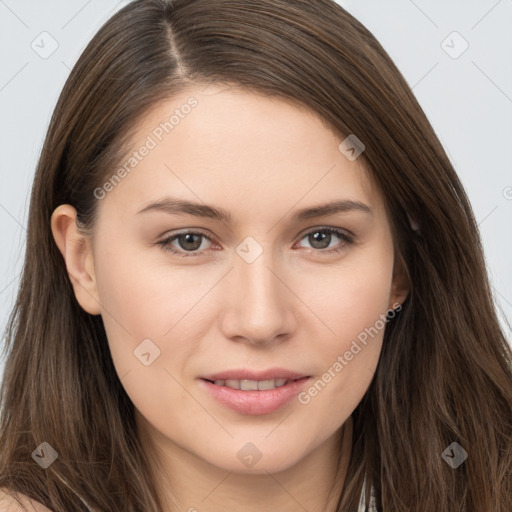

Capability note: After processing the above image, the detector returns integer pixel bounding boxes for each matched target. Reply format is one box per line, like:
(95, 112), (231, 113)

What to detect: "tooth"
(225, 379), (241, 389)
(240, 379), (259, 391)
(212, 378), (293, 390)
(257, 379), (276, 390)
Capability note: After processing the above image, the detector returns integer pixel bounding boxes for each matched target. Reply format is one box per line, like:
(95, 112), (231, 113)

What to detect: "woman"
(0, 0), (511, 511)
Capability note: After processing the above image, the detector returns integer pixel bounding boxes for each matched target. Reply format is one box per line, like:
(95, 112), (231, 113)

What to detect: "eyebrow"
(136, 197), (373, 222)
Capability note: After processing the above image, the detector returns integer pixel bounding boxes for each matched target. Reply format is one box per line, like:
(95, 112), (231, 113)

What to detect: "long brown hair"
(1, 0), (511, 510)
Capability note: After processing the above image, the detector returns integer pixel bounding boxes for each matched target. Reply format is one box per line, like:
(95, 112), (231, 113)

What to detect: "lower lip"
(199, 377), (311, 415)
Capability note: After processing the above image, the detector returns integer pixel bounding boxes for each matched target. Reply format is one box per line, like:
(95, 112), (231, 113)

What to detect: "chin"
(199, 441), (307, 475)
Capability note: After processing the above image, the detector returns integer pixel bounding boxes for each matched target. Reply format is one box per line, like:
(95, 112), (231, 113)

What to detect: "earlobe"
(50, 205), (102, 315)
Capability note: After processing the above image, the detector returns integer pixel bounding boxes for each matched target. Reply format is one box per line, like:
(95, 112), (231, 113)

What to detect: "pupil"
(180, 234), (201, 250)
(311, 231), (330, 249)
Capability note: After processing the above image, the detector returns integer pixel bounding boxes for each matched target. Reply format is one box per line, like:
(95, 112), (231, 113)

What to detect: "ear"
(389, 250), (410, 310)
(50, 204), (102, 315)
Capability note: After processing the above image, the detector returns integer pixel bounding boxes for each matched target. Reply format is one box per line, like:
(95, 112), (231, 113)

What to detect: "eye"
(295, 227), (355, 253)
(157, 226), (355, 258)
(157, 230), (215, 258)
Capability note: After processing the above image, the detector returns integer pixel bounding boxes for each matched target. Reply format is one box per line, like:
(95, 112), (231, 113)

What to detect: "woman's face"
(53, 84), (408, 475)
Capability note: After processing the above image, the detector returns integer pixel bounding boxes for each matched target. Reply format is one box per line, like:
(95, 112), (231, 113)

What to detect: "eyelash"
(156, 227), (355, 258)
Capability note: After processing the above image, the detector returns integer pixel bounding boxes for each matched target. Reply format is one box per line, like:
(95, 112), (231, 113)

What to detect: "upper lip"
(200, 368), (310, 382)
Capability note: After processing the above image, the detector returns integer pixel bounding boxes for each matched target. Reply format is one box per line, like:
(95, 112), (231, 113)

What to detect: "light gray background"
(1, 0), (511, 379)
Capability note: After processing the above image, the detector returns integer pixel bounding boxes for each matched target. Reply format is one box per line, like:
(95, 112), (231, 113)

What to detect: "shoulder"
(0, 488), (52, 512)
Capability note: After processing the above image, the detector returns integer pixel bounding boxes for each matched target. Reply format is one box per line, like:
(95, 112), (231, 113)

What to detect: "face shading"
(52, 83), (408, 509)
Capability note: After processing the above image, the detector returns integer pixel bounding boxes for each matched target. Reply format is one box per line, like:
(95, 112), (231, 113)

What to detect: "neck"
(136, 413), (353, 512)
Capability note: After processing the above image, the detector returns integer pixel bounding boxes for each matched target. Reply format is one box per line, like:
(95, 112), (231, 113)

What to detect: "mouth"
(198, 373), (312, 415)
(201, 376), (308, 391)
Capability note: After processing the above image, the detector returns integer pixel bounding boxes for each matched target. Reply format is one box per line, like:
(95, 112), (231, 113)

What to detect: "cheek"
(95, 231), (212, 315)
(293, 253), (393, 424)
(92, 238), (209, 376)
(322, 266), (392, 345)
(92, 246), (205, 427)
(302, 243), (394, 347)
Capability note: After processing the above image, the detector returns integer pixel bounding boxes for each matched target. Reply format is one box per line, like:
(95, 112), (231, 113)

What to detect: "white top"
(357, 476), (378, 511)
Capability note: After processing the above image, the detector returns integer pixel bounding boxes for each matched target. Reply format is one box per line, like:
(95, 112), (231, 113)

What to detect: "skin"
(0, 488), (52, 511)
(51, 84), (409, 512)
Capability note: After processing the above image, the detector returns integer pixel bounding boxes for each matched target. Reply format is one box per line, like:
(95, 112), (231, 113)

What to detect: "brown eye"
(175, 233), (203, 251)
(297, 227), (354, 253)
(157, 231), (213, 257)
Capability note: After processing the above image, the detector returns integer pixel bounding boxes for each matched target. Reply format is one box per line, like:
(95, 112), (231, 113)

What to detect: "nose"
(219, 248), (296, 346)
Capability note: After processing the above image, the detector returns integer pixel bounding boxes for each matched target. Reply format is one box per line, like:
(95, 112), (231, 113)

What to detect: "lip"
(198, 369), (311, 415)
(200, 368), (309, 382)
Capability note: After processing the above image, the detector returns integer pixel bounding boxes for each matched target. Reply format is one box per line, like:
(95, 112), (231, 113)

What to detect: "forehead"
(98, 84), (382, 222)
